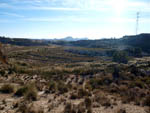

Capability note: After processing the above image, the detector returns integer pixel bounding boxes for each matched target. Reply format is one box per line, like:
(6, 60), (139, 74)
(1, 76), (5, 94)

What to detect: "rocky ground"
(0, 66), (149, 113)
(0, 45), (150, 113)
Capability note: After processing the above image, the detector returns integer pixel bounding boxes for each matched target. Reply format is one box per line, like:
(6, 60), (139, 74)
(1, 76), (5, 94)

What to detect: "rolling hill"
(1, 33), (150, 53)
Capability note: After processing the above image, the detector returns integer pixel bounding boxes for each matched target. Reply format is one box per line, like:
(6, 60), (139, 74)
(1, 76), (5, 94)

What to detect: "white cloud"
(0, 12), (24, 17)
(1, 0), (150, 13)
(24, 16), (99, 22)
(29, 6), (80, 11)
(0, 0), (123, 11)
(25, 17), (63, 22)
(0, 3), (12, 8)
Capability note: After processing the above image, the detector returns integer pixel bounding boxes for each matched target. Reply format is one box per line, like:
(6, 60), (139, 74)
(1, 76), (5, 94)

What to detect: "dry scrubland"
(1, 44), (150, 113)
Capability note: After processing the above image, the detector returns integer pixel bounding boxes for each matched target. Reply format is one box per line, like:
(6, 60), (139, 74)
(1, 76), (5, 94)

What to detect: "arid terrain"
(1, 0), (150, 111)
(1, 43), (150, 113)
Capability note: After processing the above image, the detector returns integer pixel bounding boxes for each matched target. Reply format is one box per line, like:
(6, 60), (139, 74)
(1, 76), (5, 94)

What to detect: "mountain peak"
(61, 36), (88, 41)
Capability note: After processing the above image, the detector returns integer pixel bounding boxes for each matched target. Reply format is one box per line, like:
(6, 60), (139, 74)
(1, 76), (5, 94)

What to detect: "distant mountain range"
(0, 33), (150, 53)
(46, 36), (88, 42)
(50, 33), (150, 53)
(59, 36), (88, 41)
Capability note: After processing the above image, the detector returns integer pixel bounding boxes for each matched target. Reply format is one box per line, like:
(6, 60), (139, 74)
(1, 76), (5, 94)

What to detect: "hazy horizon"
(0, 0), (150, 39)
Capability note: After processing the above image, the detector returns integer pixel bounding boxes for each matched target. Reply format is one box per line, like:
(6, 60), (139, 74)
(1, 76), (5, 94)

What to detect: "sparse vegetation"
(24, 84), (38, 101)
(0, 84), (14, 94)
(113, 51), (129, 64)
(96, 94), (111, 107)
(117, 108), (126, 113)
(48, 80), (57, 93)
(84, 97), (92, 110)
(18, 102), (44, 113)
(57, 81), (69, 94)
(0, 40), (150, 113)
(77, 88), (90, 98)
(63, 103), (75, 113)
(15, 86), (28, 97)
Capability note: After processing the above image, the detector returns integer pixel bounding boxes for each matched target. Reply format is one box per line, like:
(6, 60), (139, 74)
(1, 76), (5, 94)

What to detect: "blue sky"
(0, 0), (150, 39)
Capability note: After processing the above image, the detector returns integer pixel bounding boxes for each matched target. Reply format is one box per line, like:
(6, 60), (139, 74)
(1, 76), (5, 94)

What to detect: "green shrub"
(130, 80), (145, 89)
(15, 86), (28, 97)
(113, 51), (129, 64)
(89, 78), (103, 89)
(57, 81), (68, 94)
(24, 84), (38, 101)
(25, 89), (37, 101)
(48, 81), (57, 93)
(0, 84), (14, 94)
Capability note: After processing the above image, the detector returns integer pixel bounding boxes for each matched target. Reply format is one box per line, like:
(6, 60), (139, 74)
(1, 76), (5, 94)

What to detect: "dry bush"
(118, 85), (128, 96)
(117, 108), (126, 113)
(129, 79), (145, 89)
(63, 103), (76, 113)
(121, 88), (144, 105)
(93, 91), (111, 107)
(84, 97), (92, 111)
(24, 83), (38, 101)
(63, 101), (91, 113)
(77, 102), (86, 113)
(64, 97), (92, 113)
(109, 83), (119, 93)
(18, 102), (44, 113)
(18, 102), (28, 113)
(48, 80), (57, 93)
(121, 88), (137, 104)
(0, 69), (5, 76)
(89, 78), (103, 89)
(0, 84), (14, 94)
(70, 92), (78, 100)
(57, 81), (69, 94)
(89, 75), (112, 90)
(84, 82), (92, 92)
(15, 86), (28, 97)
(77, 88), (91, 98)
(78, 101), (93, 113)
(142, 96), (150, 106)
(15, 83), (38, 101)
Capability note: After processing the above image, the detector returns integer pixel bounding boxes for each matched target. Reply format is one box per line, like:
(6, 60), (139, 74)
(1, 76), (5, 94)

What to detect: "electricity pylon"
(136, 12), (140, 35)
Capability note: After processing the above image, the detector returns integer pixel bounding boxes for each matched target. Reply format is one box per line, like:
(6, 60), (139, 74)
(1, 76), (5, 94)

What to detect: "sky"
(0, 0), (150, 39)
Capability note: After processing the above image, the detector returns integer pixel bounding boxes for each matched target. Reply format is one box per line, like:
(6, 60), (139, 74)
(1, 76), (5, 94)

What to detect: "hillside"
(1, 44), (150, 113)
(1, 34), (150, 52)
(122, 33), (150, 53)
(51, 33), (150, 53)
(0, 36), (48, 46)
